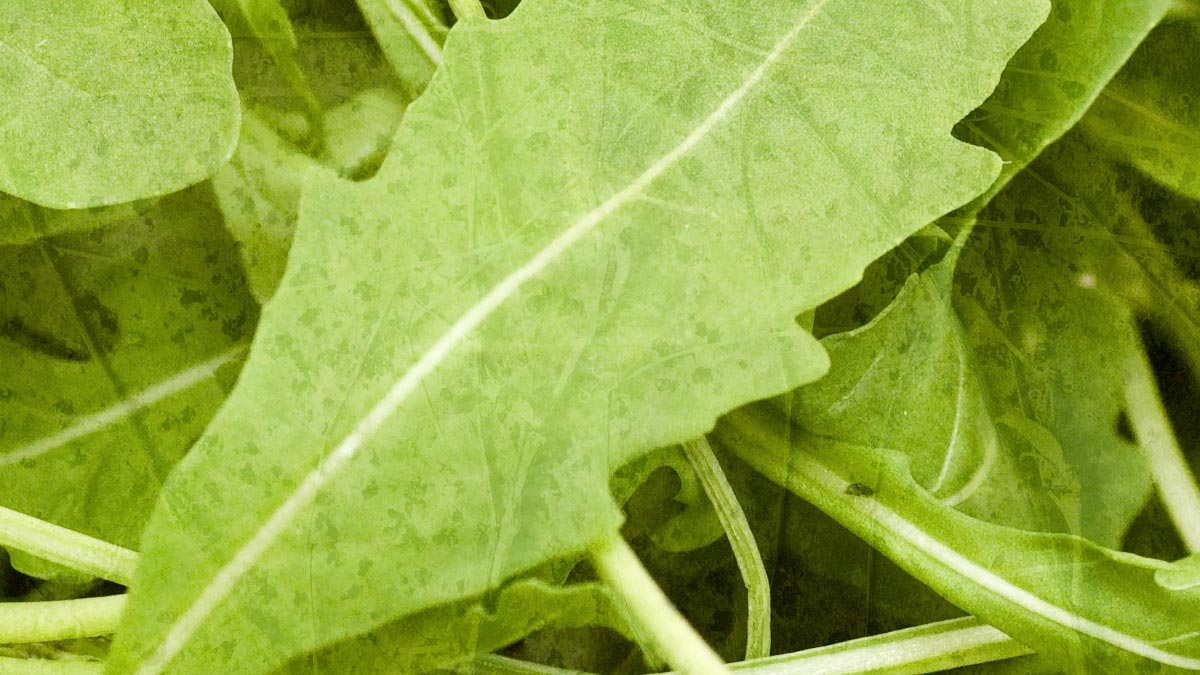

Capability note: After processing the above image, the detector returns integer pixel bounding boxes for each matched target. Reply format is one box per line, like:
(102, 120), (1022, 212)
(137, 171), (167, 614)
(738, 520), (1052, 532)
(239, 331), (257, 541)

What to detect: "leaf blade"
(0, 1), (240, 208)
(109, 1), (1047, 673)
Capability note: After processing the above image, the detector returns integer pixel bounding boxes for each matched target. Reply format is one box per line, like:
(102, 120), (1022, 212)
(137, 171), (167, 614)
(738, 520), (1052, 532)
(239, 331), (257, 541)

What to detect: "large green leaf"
(0, 1), (240, 209)
(815, 0), (1174, 338)
(717, 130), (1200, 672)
(0, 187), (258, 577)
(1083, 18), (1200, 200)
(953, 0), (1174, 205)
(109, 1), (1046, 673)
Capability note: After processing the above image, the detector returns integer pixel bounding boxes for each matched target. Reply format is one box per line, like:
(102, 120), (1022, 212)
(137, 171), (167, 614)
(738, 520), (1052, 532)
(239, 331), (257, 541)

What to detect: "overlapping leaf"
(213, 91), (407, 302)
(109, 1), (1047, 674)
(211, 0), (325, 133)
(1083, 18), (1200, 200)
(717, 407), (1199, 674)
(716, 127), (1200, 671)
(354, 0), (443, 89)
(0, 1), (240, 209)
(0, 188), (257, 578)
(817, 0), (1175, 334)
(953, 0), (1175, 206)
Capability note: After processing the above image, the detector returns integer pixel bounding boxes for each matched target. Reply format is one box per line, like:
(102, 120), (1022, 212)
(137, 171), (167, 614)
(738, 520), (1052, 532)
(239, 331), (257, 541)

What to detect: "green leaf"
(611, 445), (725, 554)
(354, 0), (443, 90)
(717, 407), (1200, 674)
(211, 110), (319, 303)
(1082, 19), (1200, 200)
(0, 197), (154, 248)
(956, 143), (1154, 545)
(109, 2), (1046, 674)
(269, 578), (631, 675)
(212, 90), (407, 302)
(1156, 555), (1200, 592)
(319, 87), (408, 179)
(230, 4), (406, 115)
(0, 1), (240, 209)
(796, 139), (1154, 546)
(954, 0), (1175, 205)
(0, 187), (258, 577)
(714, 130), (1200, 672)
(210, 0), (325, 133)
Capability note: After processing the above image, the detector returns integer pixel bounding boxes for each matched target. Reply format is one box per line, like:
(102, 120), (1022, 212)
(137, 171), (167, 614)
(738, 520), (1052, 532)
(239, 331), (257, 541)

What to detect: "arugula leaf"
(953, 0), (1175, 205)
(0, 187), (257, 579)
(956, 139), (1155, 545)
(212, 91), (407, 302)
(269, 578), (631, 675)
(799, 206), (1147, 546)
(211, 110), (319, 304)
(717, 407), (1200, 674)
(0, 2), (240, 209)
(108, 1), (1047, 673)
(815, 0), (1175, 338)
(1082, 18), (1200, 200)
(715, 127), (1200, 672)
(354, 0), (444, 90)
(230, 3), (406, 117)
(612, 445), (725, 554)
(0, 197), (153, 248)
(210, 0), (325, 134)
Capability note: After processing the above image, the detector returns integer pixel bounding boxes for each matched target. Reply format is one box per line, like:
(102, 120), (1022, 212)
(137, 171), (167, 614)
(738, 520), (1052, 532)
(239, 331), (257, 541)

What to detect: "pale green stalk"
(0, 595), (125, 643)
(464, 616), (1031, 675)
(447, 0), (487, 19)
(0, 506), (137, 585)
(1125, 342), (1200, 552)
(590, 535), (732, 675)
(682, 437), (771, 660)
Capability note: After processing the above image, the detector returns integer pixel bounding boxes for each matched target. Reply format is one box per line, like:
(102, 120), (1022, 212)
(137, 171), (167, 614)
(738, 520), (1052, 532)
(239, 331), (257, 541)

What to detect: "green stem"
(447, 0), (487, 20)
(1105, 193), (1200, 384)
(681, 437), (771, 660)
(1125, 341), (1200, 552)
(590, 535), (731, 675)
(0, 507), (137, 586)
(465, 616), (1030, 675)
(0, 595), (124, 643)
(0, 655), (103, 675)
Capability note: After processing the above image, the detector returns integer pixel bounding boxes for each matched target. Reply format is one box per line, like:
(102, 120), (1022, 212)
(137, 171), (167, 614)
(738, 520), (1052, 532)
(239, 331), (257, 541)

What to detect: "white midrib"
(791, 451), (1200, 670)
(131, 2), (831, 673)
(3, 345), (248, 465)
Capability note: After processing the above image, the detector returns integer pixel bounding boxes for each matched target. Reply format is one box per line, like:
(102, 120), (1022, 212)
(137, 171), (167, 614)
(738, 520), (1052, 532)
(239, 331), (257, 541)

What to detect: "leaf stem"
(0, 594), (125, 643)
(464, 615), (1030, 675)
(681, 437), (771, 660)
(590, 534), (731, 675)
(0, 656), (103, 675)
(447, 0), (487, 20)
(1125, 341), (1200, 552)
(0, 506), (137, 586)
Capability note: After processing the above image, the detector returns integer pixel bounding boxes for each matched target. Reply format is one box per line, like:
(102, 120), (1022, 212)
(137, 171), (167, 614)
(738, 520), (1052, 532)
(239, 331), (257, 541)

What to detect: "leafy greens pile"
(2, 0), (1200, 674)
